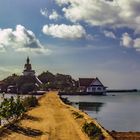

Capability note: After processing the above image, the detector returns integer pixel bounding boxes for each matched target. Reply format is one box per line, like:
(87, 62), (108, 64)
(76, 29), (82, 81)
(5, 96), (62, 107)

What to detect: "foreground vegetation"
(82, 122), (104, 140)
(0, 96), (38, 125)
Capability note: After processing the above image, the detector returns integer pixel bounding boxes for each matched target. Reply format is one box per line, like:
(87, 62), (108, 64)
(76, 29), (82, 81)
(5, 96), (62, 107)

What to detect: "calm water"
(63, 92), (140, 131)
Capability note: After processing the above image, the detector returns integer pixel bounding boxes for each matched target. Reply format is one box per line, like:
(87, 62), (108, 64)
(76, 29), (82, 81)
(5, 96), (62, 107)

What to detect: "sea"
(62, 92), (140, 132)
(0, 92), (140, 131)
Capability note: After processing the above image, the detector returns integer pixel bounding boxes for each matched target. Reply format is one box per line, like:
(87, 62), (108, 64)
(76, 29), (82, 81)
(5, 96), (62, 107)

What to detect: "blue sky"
(0, 0), (140, 89)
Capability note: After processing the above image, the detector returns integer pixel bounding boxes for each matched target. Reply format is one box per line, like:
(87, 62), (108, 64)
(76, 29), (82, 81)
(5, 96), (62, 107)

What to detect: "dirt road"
(0, 91), (89, 140)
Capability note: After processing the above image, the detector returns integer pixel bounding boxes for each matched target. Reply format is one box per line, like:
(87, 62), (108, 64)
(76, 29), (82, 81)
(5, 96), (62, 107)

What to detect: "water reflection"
(72, 102), (105, 113)
(64, 93), (140, 131)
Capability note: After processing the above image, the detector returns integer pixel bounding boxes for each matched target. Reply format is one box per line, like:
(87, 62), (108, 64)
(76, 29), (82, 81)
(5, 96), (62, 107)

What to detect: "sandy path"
(1, 91), (89, 140)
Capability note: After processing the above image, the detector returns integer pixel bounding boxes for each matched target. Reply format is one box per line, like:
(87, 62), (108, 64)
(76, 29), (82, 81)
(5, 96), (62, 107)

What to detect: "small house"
(79, 78), (107, 95)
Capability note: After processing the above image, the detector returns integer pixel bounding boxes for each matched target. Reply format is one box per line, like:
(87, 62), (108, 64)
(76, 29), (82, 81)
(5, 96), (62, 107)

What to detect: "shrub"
(0, 96), (25, 123)
(22, 96), (38, 109)
(82, 122), (103, 140)
(60, 96), (72, 105)
(72, 111), (83, 119)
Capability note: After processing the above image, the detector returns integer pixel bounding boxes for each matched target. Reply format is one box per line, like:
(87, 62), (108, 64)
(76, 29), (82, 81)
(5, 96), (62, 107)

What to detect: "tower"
(23, 57), (35, 76)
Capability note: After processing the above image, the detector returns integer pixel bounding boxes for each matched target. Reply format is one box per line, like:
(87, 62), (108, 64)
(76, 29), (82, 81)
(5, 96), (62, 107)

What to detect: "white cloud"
(55, 0), (140, 33)
(49, 10), (61, 20)
(0, 25), (50, 54)
(121, 32), (140, 51)
(133, 38), (140, 51)
(0, 44), (6, 52)
(42, 24), (86, 39)
(103, 30), (116, 39)
(120, 33), (133, 48)
(40, 8), (48, 17)
(85, 34), (95, 41)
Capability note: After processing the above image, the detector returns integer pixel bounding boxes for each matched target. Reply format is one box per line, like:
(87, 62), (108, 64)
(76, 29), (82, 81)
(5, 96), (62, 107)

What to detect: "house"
(79, 77), (107, 95)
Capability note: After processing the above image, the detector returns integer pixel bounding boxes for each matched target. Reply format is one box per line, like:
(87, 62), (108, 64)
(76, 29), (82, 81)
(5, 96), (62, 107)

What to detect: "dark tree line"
(0, 71), (78, 93)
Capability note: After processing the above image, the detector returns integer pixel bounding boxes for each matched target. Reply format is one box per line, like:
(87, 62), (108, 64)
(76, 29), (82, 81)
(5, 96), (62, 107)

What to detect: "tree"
(38, 71), (55, 83)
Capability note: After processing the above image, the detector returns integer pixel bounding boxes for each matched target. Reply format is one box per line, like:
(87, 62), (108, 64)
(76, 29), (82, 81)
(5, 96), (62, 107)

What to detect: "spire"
(23, 57), (35, 76)
(24, 56), (32, 71)
(27, 56), (30, 64)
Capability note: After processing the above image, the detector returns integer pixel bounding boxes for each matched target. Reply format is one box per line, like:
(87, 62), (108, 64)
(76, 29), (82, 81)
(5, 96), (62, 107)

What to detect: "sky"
(0, 0), (140, 89)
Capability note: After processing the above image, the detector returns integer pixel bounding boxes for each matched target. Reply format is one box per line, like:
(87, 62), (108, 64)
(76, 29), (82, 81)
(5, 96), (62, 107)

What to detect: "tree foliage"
(38, 71), (78, 92)
(1, 70), (78, 93)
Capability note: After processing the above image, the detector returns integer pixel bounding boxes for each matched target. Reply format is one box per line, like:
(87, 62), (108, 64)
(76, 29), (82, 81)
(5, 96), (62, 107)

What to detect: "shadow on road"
(7, 124), (43, 137)
(23, 114), (42, 122)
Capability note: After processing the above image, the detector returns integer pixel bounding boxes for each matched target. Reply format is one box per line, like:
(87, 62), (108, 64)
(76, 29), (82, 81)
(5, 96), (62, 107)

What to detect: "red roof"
(79, 78), (96, 87)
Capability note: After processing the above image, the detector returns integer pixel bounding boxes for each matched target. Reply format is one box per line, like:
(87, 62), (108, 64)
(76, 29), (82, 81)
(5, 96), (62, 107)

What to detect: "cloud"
(40, 8), (48, 17)
(55, 0), (140, 33)
(133, 38), (140, 51)
(0, 25), (50, 54)
(121, 32), (140, 51)
(120, 33), (133, 48)
(42, 24), (86, 39)
(40, 8), (61, 20)
(85, 34), (95, 41)
(49, 10), (61, 20)
(0, 44), (6, 52)
(103, 30), (116, 39)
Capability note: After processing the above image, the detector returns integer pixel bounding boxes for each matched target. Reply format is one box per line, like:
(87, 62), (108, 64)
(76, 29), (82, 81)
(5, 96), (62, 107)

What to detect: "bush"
(22, 96), (38, 109)
(60, 96), (72, 105)
(0, 96), (25, 123)
(82, 122), (103, 140)
(72, 111), (83, 119)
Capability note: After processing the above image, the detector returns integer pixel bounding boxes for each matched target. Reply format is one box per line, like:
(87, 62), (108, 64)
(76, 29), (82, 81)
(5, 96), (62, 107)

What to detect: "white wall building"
(79, 78), (106, 94)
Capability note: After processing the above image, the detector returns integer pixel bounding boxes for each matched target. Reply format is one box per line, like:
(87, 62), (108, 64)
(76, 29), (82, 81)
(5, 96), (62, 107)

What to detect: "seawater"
(63, 92), (140, 131)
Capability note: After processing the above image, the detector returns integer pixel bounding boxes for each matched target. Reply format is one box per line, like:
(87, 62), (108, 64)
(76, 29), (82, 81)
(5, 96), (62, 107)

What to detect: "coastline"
(0, 91), (113, 140)
(58, 89), (138, 96)
(1, 91), (140, 139)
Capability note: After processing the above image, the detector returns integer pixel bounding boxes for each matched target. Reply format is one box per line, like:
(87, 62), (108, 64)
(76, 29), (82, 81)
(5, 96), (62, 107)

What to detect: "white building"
(79, 78), (106, 94)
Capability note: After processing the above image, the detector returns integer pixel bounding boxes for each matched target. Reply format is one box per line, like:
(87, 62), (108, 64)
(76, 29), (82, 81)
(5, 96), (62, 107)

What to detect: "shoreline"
(0, 91), (113, 140)
(58, 89), (138, 96)
(1, 91), (140, 139)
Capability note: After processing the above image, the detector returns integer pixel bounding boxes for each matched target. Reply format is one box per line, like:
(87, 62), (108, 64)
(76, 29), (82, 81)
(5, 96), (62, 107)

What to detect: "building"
(22, 57), (42, 85)
(16, 57), (43, 93)
(23, 57), (35, 76)
(79, 78), (106, 94)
